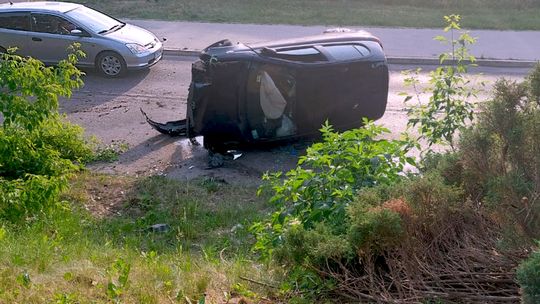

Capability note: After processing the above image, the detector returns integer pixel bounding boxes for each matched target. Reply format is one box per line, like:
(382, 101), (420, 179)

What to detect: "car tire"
(96, 51), (126, 78)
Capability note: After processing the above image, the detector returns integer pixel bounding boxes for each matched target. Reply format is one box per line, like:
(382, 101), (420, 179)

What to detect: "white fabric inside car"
(259, 71), (287, 119)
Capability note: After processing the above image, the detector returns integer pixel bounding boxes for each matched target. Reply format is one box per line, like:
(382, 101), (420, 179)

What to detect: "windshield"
(66, 6), (124, 34)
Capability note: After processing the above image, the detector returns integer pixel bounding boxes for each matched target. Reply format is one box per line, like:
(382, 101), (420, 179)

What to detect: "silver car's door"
(27, 13), (94, 65)
(0, 12), (31, 55)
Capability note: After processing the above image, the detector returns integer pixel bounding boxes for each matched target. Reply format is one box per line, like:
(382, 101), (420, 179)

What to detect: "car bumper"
(124, 42), (164, 70)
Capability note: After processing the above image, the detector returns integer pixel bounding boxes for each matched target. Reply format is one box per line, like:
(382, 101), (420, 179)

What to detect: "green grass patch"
(76, 0), (540, 30)
(0, 173), (275, 303)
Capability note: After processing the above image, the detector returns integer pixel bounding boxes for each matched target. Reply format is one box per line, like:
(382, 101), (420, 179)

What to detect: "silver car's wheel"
(96, 51), (126, 77)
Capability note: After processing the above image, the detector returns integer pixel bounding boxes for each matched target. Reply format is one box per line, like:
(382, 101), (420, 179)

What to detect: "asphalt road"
(63, 55), (529, 182)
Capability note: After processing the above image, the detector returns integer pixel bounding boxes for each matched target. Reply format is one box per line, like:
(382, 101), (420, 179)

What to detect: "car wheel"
(96, 51), (126, 77)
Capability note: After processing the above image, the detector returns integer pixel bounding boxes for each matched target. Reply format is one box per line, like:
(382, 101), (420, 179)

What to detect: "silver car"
(0, 1), (163, 77)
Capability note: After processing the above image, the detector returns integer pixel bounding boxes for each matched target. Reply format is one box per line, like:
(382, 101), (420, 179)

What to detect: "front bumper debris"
(140, 108), (187, 136)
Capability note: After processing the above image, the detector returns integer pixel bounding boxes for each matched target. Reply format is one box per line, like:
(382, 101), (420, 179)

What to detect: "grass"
(74, 0), (540, 30)
(0, 173), (276, 303)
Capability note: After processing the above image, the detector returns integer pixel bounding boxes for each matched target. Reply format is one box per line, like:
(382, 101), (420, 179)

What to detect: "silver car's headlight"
(126, 43), (147, 54)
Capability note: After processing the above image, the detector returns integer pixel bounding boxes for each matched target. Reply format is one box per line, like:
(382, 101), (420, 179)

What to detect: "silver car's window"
(31, 14), (77, 35)
(65, 6), (122, 34)
(0, 12), (30, 31)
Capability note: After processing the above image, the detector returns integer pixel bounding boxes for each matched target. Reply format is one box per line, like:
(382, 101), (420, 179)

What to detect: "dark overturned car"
(143, 30), (389, 154)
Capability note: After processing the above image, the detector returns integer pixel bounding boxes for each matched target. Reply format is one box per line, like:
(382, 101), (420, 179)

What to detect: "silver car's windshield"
(66, 6), (124, 34)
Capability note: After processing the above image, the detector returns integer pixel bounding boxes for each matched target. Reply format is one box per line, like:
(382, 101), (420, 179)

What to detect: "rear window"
(323, 44), (371, 61)
(0, 12), (30, 31)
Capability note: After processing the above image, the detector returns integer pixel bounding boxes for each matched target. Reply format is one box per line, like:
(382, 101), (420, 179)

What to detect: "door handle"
(32, 37), (42, 42)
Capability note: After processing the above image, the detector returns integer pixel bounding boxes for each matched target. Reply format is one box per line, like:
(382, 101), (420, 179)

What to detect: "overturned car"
(144, 30), (389, 153)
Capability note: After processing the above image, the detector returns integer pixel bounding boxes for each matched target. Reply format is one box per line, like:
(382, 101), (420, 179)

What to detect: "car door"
(0, 12), (31, 55)
(27, 13), (92, 64)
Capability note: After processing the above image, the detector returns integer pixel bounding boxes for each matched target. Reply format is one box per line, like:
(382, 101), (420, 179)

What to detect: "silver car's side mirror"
(70, 29), (83, 36)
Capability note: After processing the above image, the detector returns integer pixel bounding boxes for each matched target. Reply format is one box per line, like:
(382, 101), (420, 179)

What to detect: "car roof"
(0, 1), (82, 13)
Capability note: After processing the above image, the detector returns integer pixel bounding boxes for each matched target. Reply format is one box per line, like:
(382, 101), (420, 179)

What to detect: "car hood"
(104, 23), (156, 45)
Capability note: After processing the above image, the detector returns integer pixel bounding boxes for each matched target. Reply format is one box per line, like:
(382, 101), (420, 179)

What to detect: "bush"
(0, 174), (67, 222)
(517, 247), (540, 304)
(264, 171), (523, 303)
(459, 64), (540, 238)
(0, 48), (90, 222)
(251, 120), (414, 260)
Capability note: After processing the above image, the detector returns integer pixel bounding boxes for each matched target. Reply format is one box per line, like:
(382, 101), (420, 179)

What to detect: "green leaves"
(517, 245), (540, 304)
(252, 120), (414, 260)
(402, 15), (480, 154)
(0, 49), (83, 130)
(106, 258), (132, 303)
(0, 47), (89, 223)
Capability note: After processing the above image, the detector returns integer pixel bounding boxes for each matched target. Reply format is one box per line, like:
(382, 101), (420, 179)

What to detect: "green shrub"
(459, 65), (540, 237)
(0, 48), (90, 222)
(528, 61), (540, 102)
(264, 173), (470, 301)
(517, 247), (540, 304)
(347, 202), (403, 255)
(37, 115), (94, 163)
(273, 223), (352, 266)
(0, 174), (67, 222)
(402, 15), (480, 153)
(251, 120), (414, 260)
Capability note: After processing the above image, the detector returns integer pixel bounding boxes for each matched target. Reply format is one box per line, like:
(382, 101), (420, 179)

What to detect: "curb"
(387, 57), (537, 68)
(163, 49), (200, 57)
(163, 48), (537, 69)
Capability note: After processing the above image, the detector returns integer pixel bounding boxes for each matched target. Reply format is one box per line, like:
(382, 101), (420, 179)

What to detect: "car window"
(277, 47), (320, 56)
(65, 6), (123, 34)
(0, 12), (30, 31)
(323, 44), (371, 61)
(266, 46), (326, 62)
(31, 13), (77, 35)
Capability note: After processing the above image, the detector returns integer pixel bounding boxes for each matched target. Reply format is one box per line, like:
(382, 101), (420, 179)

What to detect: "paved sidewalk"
(129, 20), (540, 64)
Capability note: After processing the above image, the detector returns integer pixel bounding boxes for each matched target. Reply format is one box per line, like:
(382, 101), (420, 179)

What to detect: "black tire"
(95, 51), (126, 78)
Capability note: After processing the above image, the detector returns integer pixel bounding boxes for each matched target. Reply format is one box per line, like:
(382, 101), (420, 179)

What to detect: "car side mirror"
(70, 29), (84, 36)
